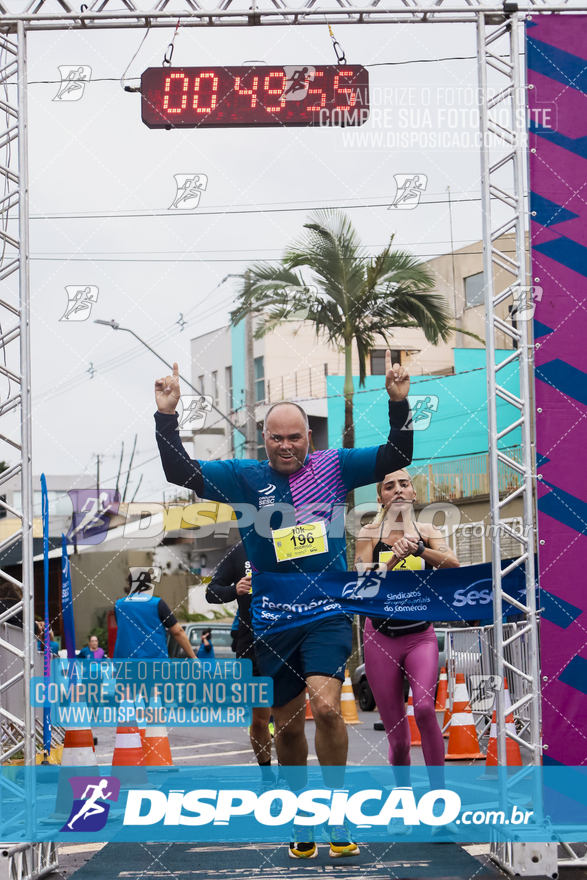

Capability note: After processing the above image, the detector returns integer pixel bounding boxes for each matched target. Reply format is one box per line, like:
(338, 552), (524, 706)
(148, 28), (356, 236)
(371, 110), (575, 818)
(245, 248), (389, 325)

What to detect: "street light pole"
(243, 271), (257, 459)
(94, 319), (246, 437)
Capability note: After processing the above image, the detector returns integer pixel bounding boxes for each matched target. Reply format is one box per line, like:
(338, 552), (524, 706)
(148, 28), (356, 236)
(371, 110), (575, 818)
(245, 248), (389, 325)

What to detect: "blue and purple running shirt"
(155, 399), (412, 635)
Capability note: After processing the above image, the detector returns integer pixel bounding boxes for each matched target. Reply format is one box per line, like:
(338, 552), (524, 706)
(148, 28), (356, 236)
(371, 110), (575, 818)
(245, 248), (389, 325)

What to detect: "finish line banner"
(3, 766), (586, 844)
(252, 562), (528, 634)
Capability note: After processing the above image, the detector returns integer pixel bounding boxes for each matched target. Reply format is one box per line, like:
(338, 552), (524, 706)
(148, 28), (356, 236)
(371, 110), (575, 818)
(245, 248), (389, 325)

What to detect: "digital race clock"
(141, 65), (369, 129)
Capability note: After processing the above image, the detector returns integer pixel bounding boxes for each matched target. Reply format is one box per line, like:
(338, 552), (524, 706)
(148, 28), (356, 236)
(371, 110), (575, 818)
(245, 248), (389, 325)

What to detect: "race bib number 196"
(272, 521), (328, 563)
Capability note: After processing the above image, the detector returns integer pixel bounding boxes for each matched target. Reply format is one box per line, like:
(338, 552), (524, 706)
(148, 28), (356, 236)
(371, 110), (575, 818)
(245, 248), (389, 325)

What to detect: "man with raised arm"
(154, 352), (412, 859)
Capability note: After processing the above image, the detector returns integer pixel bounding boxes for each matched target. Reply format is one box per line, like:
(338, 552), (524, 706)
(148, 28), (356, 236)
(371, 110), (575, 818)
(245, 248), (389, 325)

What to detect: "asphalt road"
(92, 706), (435, 768)
(56, 709), (570, 880)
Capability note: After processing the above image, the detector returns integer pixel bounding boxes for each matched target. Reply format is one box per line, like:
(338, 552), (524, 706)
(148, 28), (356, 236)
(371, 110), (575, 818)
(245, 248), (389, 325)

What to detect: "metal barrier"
(1, 624), (64, 761)
(0, 843), (59, 880)
(445, 622), (537, 745)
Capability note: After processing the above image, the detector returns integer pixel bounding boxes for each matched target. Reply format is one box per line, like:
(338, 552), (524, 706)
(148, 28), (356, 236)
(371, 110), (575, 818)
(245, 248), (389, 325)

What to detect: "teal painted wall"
(327, 349), (521, 505)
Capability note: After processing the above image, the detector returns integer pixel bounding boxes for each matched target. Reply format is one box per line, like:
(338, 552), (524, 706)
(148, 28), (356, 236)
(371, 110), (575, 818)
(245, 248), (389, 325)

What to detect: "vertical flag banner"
(40, 474), (51, 757)
(61, 535), (76, 659)
(527, 16), (587, 765)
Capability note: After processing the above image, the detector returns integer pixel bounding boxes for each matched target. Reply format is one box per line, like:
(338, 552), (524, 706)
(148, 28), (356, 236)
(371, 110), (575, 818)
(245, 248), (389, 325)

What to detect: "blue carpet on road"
(69, 841), (502, 878)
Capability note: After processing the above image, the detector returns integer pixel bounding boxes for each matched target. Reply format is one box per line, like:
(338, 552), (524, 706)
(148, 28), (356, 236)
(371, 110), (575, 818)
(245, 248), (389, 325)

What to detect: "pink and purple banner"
(527, 15), (587, 766)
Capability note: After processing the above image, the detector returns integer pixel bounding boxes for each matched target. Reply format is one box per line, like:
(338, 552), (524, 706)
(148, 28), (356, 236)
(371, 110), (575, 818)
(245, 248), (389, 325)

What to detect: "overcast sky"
(1, 18), (510, 502)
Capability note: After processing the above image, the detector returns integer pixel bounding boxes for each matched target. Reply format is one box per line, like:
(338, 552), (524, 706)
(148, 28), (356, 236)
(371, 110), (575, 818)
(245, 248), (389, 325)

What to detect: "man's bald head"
(263, 402), (312, 474)
(264, 401), (309, 432)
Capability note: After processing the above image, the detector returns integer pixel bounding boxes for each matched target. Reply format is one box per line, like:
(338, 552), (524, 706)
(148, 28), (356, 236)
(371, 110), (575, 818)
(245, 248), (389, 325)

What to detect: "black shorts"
(237, 648), (261, 678)
(254, 615), (353, 708)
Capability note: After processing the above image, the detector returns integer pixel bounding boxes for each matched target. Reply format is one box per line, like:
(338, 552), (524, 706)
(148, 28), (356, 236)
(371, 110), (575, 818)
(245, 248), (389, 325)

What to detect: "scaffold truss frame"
(1, 1), (584, 876)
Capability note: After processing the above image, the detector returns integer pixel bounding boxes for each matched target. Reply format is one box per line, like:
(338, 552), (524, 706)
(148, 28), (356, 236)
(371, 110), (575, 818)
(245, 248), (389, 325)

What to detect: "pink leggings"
(364, 620), (445, 787)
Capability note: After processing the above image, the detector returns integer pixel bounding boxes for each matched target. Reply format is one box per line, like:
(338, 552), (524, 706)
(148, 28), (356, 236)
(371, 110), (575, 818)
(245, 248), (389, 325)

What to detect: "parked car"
(167, 623), (236, 659)
(352, 627), (448, 711)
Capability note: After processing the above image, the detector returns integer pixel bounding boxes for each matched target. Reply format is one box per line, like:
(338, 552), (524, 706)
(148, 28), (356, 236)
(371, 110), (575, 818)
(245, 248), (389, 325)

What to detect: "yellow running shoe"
(288, 841), (318, 859)
(325, 823), (360, 858)
(289, 824), (317, 859)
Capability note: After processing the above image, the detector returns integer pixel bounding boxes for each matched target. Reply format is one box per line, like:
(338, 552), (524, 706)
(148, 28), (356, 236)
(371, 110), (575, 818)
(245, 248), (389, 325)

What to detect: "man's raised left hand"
(385, 350), (410, 402)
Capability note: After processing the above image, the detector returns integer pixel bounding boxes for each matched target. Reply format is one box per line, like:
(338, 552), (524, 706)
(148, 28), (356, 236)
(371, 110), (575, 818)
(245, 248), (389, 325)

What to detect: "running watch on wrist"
(413, 539), (426, 557)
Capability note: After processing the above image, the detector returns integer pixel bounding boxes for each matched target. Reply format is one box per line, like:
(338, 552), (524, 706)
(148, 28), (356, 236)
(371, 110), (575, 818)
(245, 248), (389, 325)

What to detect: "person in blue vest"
(154, 354), (413, 860)
(113, 568), (196, 659)
(197, 628), (215, 659)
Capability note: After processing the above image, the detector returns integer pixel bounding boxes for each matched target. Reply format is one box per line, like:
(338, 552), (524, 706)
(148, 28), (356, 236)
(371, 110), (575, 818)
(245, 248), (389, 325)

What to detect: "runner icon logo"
(169, 174), (208, 210)
(403, 395), (439, 431)
(178, 395), (214, 433)
(60, 286), (99, 322)
(53, 66), (91, 102)
(61, 776), (121, 833)
(342, 571), (386, 600)
(389, 174), (427, 210)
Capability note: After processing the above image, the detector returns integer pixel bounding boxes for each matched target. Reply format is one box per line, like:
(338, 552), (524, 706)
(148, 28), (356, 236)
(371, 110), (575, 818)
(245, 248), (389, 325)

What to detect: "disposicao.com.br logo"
(123, 787), (460, 827)
(121, 787), (534, 832)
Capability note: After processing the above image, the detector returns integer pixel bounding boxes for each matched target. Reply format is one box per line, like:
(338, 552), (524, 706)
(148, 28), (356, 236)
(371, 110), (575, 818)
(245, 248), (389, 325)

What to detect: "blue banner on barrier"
(252, 561), (528, 634)
(60, 536), (77, 659)
(2, 766), (585, 843)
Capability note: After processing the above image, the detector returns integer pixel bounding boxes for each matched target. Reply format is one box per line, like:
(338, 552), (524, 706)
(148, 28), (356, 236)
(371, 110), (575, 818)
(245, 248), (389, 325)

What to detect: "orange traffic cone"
(340, 669), (362, 725)
(143, 727), (174, 766)
(406, 688), (422, 746)
(111, 699), (149, 787)
(43, 724), (98, 824)
(445, 674), (484, 760)
(436, 667), (448, 712)
(485, 680), (522, 767)
(60, 727), (97, 765)
(136, 692), (147, 748)
(305, 689), (314, 721)
(442, 704), (452, 738)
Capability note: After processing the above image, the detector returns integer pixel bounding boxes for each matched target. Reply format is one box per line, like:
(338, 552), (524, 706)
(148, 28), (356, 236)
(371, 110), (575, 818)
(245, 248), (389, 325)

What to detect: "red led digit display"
(141, 65), (369, 129)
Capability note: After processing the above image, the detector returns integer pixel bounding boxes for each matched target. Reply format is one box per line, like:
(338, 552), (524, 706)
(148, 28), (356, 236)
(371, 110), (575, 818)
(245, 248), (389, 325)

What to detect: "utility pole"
(447, 185), (460, 348)
(244, 270), (257, 459)
(94, 453), (102, 509)
(123, 435), (137, 502)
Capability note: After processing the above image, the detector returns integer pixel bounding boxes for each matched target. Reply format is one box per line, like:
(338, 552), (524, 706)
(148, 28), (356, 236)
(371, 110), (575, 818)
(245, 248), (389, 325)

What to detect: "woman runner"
(355, 469), (459, 790)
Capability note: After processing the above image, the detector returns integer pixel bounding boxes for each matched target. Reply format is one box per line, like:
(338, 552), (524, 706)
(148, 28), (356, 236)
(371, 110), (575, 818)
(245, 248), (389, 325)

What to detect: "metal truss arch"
(0, 2), (565, 877)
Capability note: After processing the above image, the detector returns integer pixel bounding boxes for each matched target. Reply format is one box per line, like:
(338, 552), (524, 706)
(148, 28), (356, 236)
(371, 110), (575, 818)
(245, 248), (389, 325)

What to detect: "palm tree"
(232, 209), (456, 449)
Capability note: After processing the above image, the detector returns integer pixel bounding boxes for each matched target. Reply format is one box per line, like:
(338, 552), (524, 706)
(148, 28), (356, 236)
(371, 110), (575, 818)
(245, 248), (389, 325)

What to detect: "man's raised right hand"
(155, 362), (181, 415)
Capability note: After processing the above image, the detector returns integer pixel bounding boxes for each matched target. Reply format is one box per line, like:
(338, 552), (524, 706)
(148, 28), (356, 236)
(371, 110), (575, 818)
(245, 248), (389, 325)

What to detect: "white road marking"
(173, 749), (255, 760)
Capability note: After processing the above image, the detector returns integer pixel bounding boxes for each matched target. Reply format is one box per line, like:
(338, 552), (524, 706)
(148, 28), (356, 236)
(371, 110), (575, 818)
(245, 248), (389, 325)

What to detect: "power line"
(26, 196), (483, 222)
(33, 290), (238, 403)
(30, 248), (511, 264)
(30, 237), (480, 257)
(20, 54), (519, 87)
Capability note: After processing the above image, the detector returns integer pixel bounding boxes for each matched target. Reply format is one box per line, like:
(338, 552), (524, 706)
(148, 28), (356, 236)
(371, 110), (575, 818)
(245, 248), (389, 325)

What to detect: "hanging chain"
(326, 22), (347, 65)
(163, 19), (181, 67)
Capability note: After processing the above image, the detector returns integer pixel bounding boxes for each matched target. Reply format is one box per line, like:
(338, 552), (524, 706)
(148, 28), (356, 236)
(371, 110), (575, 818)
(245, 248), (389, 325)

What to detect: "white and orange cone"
(406, 688), (422, 746)
(485, 679), (522, 767)
(445, 673), (484, 760)
(44, 723), (98, 823)
(136, 692), (147, 749)
(442, 703), (452, 739)
(435, 667), (448, 713)
(340, 669), (362, 725)
(111, 698), (149, 788)
(143, 726), (174, 766)
(305, 689), (314, 721)
(143, 696), (174, 767)
(60, 726), (97, 766)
